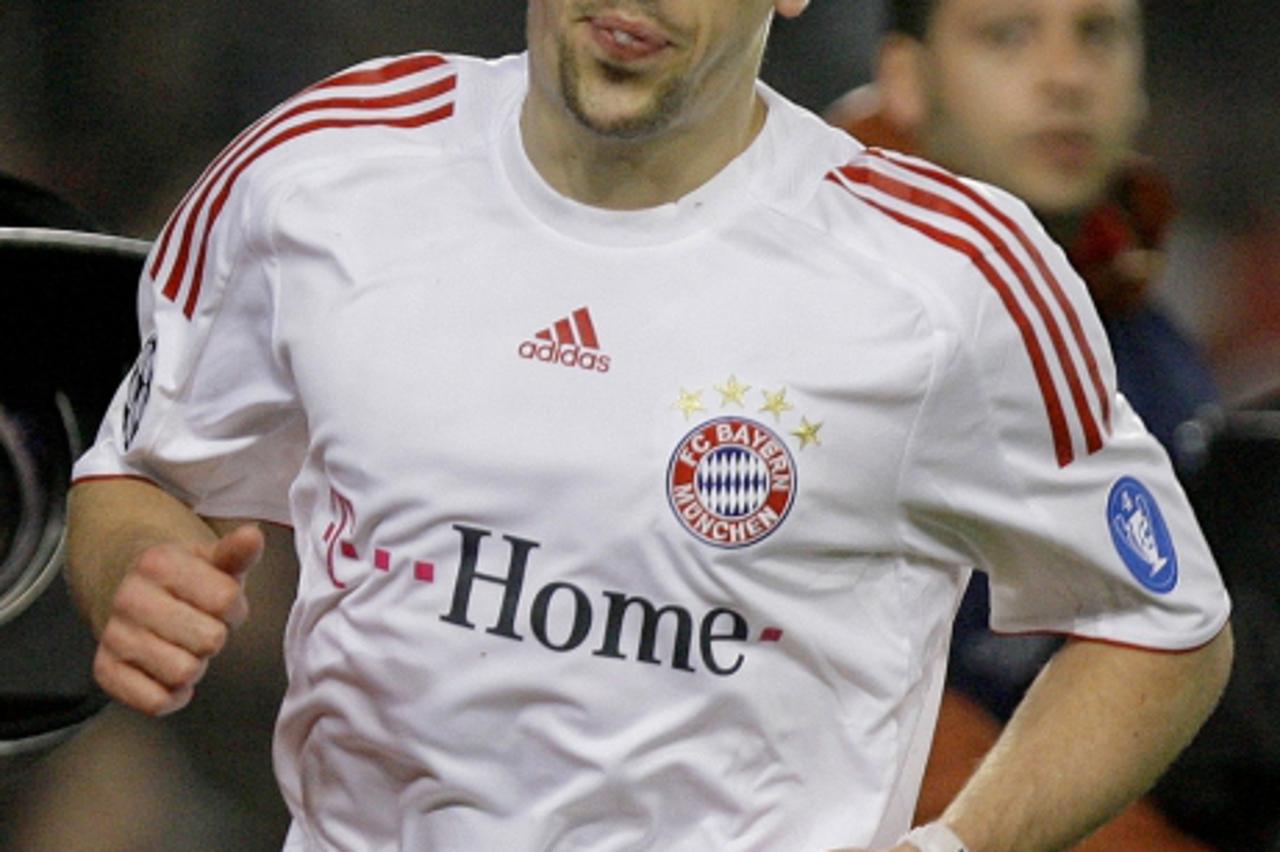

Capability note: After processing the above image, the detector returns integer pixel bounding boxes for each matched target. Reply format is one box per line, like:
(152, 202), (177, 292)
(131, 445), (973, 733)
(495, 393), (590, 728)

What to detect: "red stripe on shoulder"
(151, 53), (448, 283)
(70, 473), (164, 489)
(825, 168), (1076, 467)
(150, 52), (457, 319)
(310, 53), (448, 90)
(872, 149), (1111, 432)
(180, 101), (454, 317)
(846, 158), (1104, 455)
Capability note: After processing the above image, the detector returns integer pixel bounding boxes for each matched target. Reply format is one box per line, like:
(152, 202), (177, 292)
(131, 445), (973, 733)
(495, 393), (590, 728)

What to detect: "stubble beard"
(557, 36), (690, 141)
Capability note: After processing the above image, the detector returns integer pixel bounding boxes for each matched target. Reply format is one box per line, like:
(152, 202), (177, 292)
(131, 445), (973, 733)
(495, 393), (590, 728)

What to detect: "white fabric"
(76, 51), (1229, 851)
(901, 821), (970, 852)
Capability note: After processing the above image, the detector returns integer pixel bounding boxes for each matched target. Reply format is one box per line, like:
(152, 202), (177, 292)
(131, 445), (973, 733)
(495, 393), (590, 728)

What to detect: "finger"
(157, 604), (230, 658)
(113, 571), (232, 656)
(100, 617), (209, 691)
(93, 644), (195, 717)
(210, 523), (265, 579)
(133, 546), (249, 627)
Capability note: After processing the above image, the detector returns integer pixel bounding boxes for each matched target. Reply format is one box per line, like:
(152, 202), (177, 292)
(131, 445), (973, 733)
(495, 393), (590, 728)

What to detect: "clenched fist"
(92, 524), (265, 716)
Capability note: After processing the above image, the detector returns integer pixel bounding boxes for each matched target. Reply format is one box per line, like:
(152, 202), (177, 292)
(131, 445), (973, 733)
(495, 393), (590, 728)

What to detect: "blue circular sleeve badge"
(1107, 476), (1178, 594)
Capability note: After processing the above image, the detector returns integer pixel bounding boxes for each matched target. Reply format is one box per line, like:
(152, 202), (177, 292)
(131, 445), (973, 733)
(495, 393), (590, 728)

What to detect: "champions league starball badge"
(1107, 476), (1178, 594)
(667, 417), (796, 549)
(121, 332), (157, 451)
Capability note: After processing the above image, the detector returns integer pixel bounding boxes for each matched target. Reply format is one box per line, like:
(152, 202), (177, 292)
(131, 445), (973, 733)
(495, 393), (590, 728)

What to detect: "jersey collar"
(497, 66), (779, 248)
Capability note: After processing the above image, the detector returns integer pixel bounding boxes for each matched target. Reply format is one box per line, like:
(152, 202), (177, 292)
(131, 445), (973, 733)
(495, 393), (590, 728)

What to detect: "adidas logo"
(517, 306), (612, 373)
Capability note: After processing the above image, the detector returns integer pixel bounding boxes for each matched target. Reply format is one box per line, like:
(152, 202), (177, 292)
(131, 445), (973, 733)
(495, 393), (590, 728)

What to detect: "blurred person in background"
(828, 0), (1279, 847)
(828, 0), (1218, 453)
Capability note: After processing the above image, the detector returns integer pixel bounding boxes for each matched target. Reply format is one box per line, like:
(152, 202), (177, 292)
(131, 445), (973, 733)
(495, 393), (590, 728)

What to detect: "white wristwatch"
(900, 822), (970, 852)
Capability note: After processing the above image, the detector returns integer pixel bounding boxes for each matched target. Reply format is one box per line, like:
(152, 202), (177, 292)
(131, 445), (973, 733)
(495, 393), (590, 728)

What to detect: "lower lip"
(1031, 134), (1096, 170)
(587, 20), (669, 62)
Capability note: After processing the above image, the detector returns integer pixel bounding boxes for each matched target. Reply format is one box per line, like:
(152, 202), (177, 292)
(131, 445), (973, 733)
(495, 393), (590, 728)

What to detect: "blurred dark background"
(0, 2), (1275, 849)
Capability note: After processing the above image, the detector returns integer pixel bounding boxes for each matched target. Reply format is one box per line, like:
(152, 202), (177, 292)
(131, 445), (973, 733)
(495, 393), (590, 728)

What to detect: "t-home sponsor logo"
(317, 490), (783, 676)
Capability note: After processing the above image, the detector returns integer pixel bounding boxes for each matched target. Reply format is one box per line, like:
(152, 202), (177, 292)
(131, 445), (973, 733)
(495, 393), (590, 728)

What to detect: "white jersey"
(76, 52), (1229, 851)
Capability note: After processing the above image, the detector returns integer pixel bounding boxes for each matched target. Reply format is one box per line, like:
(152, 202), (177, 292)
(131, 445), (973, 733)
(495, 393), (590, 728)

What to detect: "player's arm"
(835, 632), (1231, 852)
(845, 168), (1234, 851)
(932, 628), (1232, 851)
(65, 477), (293, 717)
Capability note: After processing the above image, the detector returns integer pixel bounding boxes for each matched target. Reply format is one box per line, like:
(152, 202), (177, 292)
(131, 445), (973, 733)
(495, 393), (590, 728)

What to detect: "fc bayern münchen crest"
(667, 416), (796, 548)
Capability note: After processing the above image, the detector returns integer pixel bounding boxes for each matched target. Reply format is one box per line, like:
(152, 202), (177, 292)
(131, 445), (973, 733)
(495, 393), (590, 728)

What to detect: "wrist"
(899, 821), (970, 852)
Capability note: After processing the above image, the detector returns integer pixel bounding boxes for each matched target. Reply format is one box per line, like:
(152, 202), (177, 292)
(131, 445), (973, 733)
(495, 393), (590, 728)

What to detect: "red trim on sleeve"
(70, 473), (164, 489)
(70, 474), (294, 530)
(989, 621), (1230, 655)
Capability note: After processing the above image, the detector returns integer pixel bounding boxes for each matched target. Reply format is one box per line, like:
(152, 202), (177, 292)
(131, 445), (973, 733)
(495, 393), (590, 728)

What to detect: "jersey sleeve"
(72, 164), (305, 526)
(897, 186), (1229, 651)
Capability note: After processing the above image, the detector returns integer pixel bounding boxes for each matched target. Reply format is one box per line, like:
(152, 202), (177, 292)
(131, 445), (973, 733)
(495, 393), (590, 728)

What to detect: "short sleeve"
(72, 168), (305, 526)
(897, 191), (1229, 651)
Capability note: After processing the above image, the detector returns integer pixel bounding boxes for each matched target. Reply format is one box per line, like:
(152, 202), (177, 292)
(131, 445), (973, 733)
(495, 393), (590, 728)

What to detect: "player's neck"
(519, 85), (767, 211)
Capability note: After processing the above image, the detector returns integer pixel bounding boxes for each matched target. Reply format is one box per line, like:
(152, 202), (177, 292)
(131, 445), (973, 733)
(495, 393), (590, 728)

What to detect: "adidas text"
(518, 341), (612, 373)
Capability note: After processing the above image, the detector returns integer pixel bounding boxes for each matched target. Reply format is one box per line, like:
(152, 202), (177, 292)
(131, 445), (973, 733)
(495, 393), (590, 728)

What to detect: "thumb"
(210, 523), (265, 578)
(775, 0), (810, 20)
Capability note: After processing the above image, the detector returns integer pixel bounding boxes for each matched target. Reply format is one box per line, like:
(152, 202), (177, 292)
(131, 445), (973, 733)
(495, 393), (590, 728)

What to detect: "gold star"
(759, 387), (793, 421)
(672, 388), (706, 420)
(791, 417), (823, 449)
(714, 375), (751, 408)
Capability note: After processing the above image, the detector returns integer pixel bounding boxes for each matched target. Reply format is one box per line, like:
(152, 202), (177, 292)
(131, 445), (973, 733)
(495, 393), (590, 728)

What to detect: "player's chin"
(568, 83), (679, 140)
(559, 44), (684, 139)
(1016, 171), (1111, 219)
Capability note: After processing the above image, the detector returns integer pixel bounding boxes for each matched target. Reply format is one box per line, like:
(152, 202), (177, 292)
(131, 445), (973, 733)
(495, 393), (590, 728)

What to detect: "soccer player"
(66, 1), (1232, 850)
